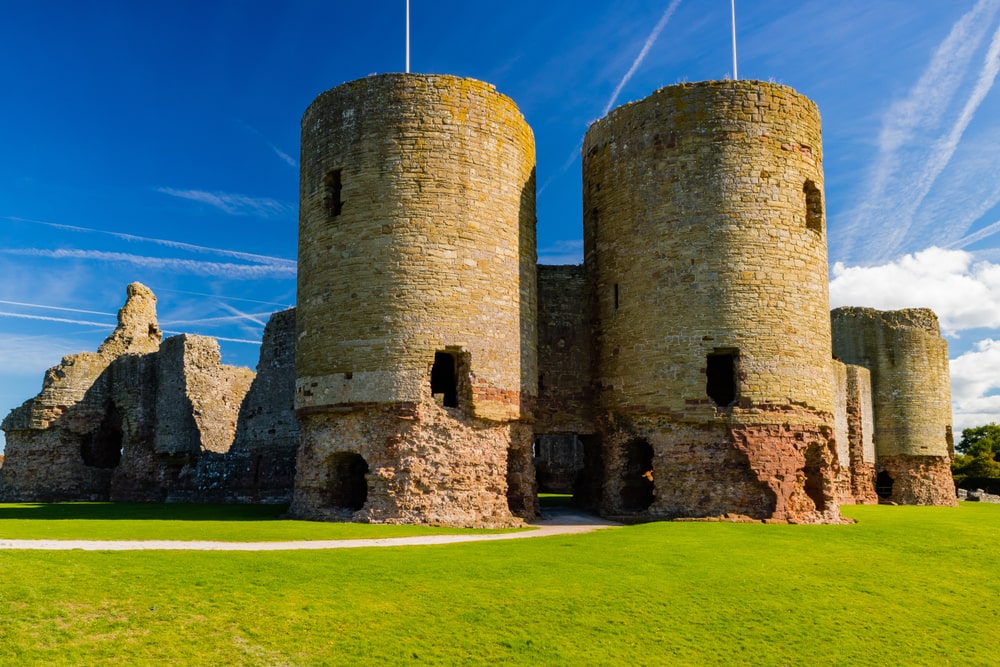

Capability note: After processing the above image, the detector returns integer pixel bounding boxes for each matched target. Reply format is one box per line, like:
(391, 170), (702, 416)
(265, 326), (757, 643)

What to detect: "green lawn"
(0, 503), (515, 541)
(0, 503), (997, 665)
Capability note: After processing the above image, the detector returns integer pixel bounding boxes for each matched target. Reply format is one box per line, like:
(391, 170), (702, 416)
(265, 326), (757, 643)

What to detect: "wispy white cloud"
(4, 216), (295, 267)
(1, 249), (297, 279)
(838, 0), (1000, 263)
(0, 334), (87, 376)
(155, 187), (290, 217)
(950, 339), (1000, 430)
(830, 247), (1000, 336)
(237, 119), (298, 168)
(538, 239), (584, 265)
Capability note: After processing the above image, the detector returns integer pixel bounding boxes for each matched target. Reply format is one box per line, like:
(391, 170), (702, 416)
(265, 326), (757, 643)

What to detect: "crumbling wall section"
(831, 361), (877, 505)
(293, 405), (533, 527)
(0, 283), (162, 501)
(155, 335), (254, 501)
(208, 308), (299, 503)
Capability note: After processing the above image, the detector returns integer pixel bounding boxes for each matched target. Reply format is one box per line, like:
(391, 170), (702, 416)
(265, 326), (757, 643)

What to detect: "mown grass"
(0, 503), (517, 541)
(0, 503), (997, 665)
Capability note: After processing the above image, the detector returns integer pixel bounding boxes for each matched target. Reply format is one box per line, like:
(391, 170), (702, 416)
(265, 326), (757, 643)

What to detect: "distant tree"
(957, 423), (1000, 459)
(953, 423), (1000, 480)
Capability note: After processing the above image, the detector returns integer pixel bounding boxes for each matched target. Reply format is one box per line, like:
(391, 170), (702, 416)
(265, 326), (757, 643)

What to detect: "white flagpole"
(406, 0), (411, 73)
(731, 0), (738, 80)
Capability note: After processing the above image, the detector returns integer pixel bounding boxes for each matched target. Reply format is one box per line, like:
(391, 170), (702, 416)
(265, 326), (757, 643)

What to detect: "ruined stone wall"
(584, 81), (840, 523)
(832, 361), (877, 505)
(535, 265), (594, 434)
(292, 74), (537, 526)
(831, 307), (955, 505)
(209, 308), (299, 503)
(0, 283), (270, 505)
(0, 283), (162, 501)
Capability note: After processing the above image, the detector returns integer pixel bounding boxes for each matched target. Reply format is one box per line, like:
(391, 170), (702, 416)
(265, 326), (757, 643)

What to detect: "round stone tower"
(583, 80), (840, 523)
(292, 73), (537, 526)
(831, 307), (955, 506)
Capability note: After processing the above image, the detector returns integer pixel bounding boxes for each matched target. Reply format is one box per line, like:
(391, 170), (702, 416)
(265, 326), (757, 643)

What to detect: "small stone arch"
(327, 452), (369, 511)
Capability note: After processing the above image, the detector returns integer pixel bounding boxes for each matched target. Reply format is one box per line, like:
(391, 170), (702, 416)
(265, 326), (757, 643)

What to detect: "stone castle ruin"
(0, 75), (957, 524)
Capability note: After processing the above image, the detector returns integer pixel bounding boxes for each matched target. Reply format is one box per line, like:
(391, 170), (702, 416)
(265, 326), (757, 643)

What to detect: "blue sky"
(3, 0), (1000, 452)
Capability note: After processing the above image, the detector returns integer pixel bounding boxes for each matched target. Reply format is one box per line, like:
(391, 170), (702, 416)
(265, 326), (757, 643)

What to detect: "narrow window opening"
(706, 350), (738, 407)
(431, 351), (458, 408)
(804, 180), (822, 233)
(613, 283), (619, 310)
(324, 169), (343, 217)
(875, 471), (895, 500)
(620, 438), (655, 512)
(327, 452), (369, 511)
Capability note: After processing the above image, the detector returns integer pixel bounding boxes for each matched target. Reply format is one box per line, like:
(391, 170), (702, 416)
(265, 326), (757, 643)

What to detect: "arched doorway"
(327, 452), (369, 511)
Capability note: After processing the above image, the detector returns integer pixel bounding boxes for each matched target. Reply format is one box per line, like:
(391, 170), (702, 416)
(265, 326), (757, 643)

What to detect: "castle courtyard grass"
(0, 503), (997, 665)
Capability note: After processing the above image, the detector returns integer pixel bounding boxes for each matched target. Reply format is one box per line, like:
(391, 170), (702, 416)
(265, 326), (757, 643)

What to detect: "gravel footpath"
(0, 509), (621, 551)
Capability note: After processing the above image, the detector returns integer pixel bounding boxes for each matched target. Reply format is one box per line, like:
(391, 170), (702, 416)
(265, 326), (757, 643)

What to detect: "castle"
(0, 75), (957, 525)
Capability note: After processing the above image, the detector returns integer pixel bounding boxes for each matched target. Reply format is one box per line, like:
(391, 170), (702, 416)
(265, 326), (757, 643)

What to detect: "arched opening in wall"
(81, 405), (123, 469)
(327, 452), (369, 511)
(706, 349), (738, 407)
(803, 443), (827, 512)
(620, 438), (655, 512)
(804, 180), (823, 233)
(431, 351), (459, 408)
(875, 470), (895, 500)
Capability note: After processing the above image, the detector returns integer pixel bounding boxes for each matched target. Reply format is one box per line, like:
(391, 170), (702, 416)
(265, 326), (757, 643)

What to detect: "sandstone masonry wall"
(296, 73), (536, 421)
(831, 307), (955, 505)
(292, 74), (537, 526)
(584, 80), (840, 523)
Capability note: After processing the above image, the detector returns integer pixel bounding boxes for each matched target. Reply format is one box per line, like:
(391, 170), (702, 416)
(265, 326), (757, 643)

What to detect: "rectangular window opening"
(613, 283), (619, 310)
(706, 349), (738, 407)
(431, 351), (458, 408)
(803, 180), (822, 233)
(324, 169), (343, 217)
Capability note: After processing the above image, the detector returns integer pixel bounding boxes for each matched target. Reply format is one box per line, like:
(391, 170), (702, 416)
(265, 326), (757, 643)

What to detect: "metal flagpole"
(731, 0), (738, 80)
(406, 0), (411, 73)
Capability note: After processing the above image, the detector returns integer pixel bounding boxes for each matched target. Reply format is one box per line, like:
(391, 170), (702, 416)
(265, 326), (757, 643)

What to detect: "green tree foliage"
(953, 423), (1000, 479)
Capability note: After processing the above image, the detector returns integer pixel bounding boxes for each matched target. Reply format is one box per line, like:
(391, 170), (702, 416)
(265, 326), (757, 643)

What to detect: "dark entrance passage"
(328, 452), (369, 511)
(431, 351), (458, 408)
(81, 405), (123, 469)
(875, 471), (895, 500)
(533, 434), (603, 514)
(620, 438), (655, 511)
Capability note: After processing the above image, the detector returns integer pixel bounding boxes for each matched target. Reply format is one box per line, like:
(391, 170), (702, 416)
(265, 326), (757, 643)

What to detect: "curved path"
(0, 509), (622, 551)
